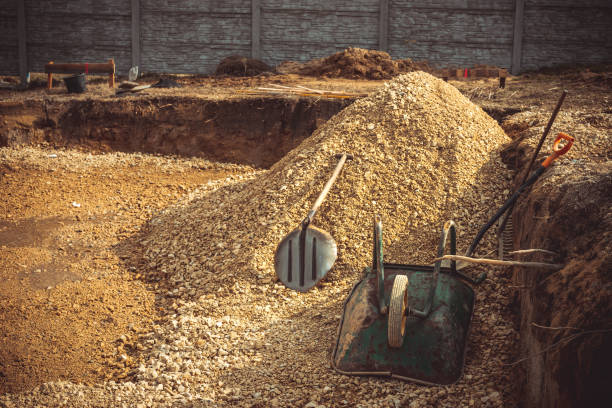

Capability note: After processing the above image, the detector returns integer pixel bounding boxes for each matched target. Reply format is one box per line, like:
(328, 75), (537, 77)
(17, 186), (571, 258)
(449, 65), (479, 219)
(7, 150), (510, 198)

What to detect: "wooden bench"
(44, 59), (115, 89)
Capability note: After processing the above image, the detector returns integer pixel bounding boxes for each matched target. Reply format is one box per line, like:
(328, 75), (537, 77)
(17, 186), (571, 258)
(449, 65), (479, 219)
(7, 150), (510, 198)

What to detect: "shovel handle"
(302, 153), (353, 227)
(465, 132), (575, 260)
(542, 132), (574, 168)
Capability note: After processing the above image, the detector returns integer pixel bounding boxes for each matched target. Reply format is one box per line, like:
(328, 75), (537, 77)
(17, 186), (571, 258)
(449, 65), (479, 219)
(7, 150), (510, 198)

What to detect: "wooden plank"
(511, 0), (525, 75)
(17, 0), (27, 85)
(131, 0), (140, 69)
(252, 0), (261, 59)
(44, 61), (115, 74)
(379, 0), (389, 52)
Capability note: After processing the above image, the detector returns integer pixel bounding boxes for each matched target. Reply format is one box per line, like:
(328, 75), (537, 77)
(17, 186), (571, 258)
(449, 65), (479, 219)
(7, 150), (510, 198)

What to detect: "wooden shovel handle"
(303, 153), (353, 227)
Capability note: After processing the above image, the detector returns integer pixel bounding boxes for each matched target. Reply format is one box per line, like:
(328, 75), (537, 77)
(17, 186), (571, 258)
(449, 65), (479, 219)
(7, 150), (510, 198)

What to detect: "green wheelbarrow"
(331, 216), (476, 385)
(331, 133), (575, 385)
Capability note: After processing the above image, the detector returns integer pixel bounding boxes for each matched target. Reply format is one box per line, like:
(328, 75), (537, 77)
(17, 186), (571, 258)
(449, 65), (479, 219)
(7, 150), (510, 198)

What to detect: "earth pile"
(278, 48), (432, 80)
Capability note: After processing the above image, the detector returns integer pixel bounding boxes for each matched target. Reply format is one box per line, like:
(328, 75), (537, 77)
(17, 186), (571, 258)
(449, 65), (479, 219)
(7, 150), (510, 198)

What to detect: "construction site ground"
(0, 67), (610, 407)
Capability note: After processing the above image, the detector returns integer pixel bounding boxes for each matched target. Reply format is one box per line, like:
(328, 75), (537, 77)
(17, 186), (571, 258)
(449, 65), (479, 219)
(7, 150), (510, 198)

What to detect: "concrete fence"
(1, 0), (611, 83)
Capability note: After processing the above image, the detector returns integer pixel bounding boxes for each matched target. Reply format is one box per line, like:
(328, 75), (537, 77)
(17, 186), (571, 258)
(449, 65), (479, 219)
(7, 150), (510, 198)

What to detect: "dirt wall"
(512, 162), (612, 407)
(0, 96), (352, 168)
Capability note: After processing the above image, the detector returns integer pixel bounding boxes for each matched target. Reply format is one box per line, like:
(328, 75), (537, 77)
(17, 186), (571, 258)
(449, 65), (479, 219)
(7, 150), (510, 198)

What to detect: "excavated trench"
(0, 96), (353, 168)
(0, 97), (525, 169)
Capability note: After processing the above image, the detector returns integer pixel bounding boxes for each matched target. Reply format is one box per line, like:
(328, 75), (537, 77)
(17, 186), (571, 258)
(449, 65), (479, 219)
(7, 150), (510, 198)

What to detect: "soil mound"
(278, 47), (432, 80)
(143, 71), (510, 292)
(151, 78), (181, 88)
(215, 55), (273, 77)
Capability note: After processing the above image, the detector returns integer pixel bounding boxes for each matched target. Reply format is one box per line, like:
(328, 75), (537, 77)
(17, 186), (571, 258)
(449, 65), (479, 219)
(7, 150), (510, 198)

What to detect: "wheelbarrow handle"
(373, 215), (387, 314)
(410, 220), (456, 319)
(302, 153), (353, 228)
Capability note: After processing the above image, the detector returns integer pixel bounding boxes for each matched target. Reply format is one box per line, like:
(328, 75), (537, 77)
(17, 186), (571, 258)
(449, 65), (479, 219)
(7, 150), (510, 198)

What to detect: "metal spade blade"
(274, 153), (352, 292)
(274, 225), (337, 292)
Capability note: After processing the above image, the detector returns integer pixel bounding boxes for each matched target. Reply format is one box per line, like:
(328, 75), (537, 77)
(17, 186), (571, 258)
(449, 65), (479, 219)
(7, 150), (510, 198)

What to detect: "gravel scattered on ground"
(1, 72), (524, 407)
(0, 147), (257, 396)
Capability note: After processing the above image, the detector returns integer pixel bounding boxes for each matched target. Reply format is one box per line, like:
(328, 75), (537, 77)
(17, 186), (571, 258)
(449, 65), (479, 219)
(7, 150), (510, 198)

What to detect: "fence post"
(17, 0), (28, 86)
(379, 0), (389, 52)
(131, 0), (140, 71)
(511, 0), (524, 75)
(252, 0), (261, 59)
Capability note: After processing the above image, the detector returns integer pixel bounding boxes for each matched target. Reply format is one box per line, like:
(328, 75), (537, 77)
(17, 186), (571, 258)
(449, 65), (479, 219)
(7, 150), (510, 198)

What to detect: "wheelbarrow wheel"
(388, 274), (409, 348)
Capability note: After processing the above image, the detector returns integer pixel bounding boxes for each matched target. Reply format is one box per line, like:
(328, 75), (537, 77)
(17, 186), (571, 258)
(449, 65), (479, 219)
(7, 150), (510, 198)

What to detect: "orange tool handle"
(542, 132), (574, 168)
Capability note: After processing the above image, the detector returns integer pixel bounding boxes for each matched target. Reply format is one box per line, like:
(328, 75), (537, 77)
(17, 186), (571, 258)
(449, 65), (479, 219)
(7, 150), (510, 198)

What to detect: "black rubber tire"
(388, 274), (409, 348)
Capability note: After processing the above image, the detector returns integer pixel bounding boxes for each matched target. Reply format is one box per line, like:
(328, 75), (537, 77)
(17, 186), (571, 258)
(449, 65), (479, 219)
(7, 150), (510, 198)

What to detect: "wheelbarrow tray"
(332, 263), (475, 385)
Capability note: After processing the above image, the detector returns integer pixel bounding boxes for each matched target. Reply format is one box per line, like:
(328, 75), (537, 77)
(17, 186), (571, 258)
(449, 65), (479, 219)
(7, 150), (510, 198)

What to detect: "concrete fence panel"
(0, 0), (19, 75)
(2, 0), (611, 80)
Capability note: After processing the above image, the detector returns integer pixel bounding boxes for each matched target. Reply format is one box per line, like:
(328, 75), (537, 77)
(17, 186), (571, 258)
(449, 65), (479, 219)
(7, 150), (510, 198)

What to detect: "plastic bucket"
(63, 73), (86, 93)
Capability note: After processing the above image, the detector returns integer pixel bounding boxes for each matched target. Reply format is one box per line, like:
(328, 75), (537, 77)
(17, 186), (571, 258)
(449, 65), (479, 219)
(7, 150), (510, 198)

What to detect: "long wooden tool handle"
(520, 90), (567, 184)
(303, 153), (352, 227)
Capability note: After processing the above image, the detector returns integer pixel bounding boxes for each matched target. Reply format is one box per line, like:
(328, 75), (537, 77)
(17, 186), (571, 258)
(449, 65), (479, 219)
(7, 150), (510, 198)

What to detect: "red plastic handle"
(542, 132), (574, 168)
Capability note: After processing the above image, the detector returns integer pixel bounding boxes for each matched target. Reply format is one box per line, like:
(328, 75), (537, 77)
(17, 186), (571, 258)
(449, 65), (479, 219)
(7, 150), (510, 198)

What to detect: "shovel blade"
(274, 226), (337, 292)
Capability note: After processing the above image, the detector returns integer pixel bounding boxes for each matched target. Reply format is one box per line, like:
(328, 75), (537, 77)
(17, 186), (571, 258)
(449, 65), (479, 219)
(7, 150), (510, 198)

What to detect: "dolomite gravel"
(1, 72), (522, 407)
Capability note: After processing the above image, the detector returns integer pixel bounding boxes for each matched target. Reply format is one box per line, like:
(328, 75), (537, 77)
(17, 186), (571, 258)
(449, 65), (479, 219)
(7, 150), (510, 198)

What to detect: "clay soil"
(0, 66), (610, 406)
(0, 149), (252, 394)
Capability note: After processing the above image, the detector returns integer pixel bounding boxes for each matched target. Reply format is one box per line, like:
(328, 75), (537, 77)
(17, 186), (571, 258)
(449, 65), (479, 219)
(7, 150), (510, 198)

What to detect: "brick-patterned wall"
(260, 0), (379, 67)
(388, 0), (515, 68)
(23, 0), (131, 73)
(140, 0), (251, 74)
(0, 0), (19, 75)
(521, 0), (612, 71)
(1, 0), (611, 76)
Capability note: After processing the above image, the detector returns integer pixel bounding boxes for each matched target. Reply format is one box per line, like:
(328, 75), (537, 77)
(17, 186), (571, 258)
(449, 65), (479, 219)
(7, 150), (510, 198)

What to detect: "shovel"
(275, 153), (353, 292)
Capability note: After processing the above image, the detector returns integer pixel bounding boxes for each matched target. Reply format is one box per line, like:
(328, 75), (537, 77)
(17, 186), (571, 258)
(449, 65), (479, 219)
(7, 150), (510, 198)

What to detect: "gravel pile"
(148, 71), (511, 281)
(1, 72), (521, 407)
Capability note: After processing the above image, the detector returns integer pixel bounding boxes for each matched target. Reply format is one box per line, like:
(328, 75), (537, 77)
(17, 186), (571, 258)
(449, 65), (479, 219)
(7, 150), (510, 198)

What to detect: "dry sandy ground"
(0, 148), (251, 394)
(0, 68), (610, 407)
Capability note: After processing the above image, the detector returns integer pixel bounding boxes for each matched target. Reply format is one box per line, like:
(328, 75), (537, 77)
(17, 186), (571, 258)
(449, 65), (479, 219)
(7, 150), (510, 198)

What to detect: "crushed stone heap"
(143, 71), (511, 294)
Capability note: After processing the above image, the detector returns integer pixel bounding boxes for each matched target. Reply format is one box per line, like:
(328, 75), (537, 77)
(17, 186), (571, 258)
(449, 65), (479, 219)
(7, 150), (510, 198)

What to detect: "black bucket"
(63, 73), (86, 93)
